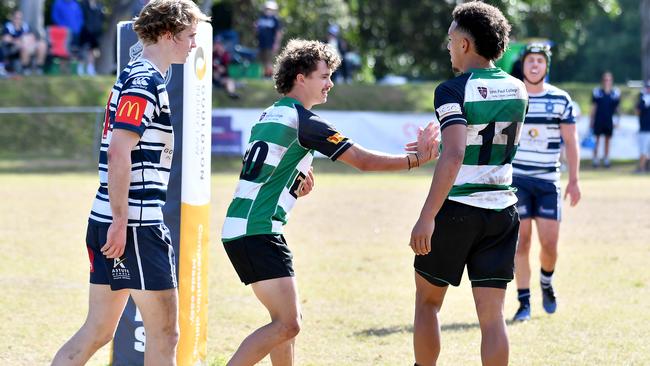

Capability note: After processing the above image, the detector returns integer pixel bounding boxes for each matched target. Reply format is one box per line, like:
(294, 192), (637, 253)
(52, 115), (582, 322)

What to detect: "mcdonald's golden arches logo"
(115, 95), (147, 126)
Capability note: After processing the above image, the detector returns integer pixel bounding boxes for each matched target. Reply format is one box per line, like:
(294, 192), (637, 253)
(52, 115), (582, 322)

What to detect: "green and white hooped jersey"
(434, 68), (528, 209)
(221, 97), (354, 242)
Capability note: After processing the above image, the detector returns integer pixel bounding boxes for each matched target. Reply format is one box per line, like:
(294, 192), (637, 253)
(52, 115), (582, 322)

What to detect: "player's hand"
(405, 121), (441, 165)
(101, 222), (127, 259)
(297, 167), (314, 197)
(410, 215), (435, 255)
(564, 180), (581, 207)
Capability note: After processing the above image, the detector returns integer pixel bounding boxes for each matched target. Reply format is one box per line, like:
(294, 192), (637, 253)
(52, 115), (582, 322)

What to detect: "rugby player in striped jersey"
(511, 43), (581, 322)
(51, 2), (209, 365)
(221, 39), (439, 366)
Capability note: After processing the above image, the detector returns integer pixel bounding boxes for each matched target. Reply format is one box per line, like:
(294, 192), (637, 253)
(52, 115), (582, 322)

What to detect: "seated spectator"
(1, 10), (47, 75)
(51, 0), (84, 57)
(213, 37), (239, 99)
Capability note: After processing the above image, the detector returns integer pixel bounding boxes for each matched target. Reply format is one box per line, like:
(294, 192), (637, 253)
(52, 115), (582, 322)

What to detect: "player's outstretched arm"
(409, 124), (465, 255)
(560, 123), (581, 207)
(337, 122), (439, 171)
(102, 129), (140, 259)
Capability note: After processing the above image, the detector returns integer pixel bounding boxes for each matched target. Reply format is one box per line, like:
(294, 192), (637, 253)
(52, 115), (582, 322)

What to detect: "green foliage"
(0, 1), (17, 23)
(218, 0), (635, 82)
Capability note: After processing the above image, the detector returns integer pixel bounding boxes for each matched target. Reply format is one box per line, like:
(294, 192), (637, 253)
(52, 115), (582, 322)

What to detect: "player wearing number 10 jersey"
(220, 39), (439, 365)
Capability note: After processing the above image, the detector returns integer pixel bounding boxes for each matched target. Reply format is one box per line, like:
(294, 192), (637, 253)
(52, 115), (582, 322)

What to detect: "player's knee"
(276, 317), (301, 340)
(539, 240), (558, 256)
(415, 291), (444, 312)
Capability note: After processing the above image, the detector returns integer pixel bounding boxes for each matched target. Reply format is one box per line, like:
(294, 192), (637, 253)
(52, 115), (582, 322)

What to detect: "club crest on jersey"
(546, 101), (554, 112)
(327, 132), (345, 144)
(478, 86), (488, 99)
(528, 128), (539, 138)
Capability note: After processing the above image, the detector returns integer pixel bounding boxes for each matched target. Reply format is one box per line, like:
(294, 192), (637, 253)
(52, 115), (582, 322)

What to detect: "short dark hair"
(452, 1), (511, 61)
(273, 39), (341, 94)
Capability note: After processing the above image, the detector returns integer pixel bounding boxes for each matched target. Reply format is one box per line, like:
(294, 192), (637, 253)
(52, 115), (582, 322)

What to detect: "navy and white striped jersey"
(512, 84), (574, 182)
(89, 59), (173, 226)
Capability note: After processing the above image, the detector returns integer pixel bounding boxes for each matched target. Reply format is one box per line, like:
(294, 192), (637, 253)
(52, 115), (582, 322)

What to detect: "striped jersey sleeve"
(434, 73), (470, 130)
(113, 75), (159, 136)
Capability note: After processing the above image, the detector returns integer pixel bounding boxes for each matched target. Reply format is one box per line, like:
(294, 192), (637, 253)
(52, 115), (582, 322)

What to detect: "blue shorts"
(86, 221), (177, 291)
(513, 176), (561, 221)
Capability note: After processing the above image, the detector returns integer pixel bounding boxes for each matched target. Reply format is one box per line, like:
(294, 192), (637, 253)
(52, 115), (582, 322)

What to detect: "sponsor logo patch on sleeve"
(327, 132), (345, 144)
(115, 95), (147, 126)
(436, 103), (462, 119)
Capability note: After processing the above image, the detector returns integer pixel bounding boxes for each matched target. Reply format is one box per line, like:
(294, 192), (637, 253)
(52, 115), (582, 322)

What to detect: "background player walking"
(511, 43), (582, 322)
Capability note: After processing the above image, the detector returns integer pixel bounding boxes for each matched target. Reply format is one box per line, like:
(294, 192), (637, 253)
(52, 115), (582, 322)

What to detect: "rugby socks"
(517, 288), (531, 306)
(540, 268), (554, 289)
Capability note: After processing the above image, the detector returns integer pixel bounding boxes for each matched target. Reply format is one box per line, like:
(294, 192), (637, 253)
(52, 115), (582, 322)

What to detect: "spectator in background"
(51, 0), (84, 56)
(325, 24), (349, 83)
(213, 37), (239, 99)
(79, 0), (104, 75)
(590, 71), (620, 168)
(255, 0), (282, 78)
(635, 80), (650, 173)
(2, 10), (47, 75)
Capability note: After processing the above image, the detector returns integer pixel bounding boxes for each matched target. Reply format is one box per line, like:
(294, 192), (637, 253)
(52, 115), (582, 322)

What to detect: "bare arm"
(409, 124), (466, 255)
(560, 123), (581, 206)
(336, 122), (439, 171)
(101, 129), (140, 259)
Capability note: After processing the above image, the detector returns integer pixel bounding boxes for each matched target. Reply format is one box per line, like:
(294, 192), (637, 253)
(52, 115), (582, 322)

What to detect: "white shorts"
(639, 132), (650, 157)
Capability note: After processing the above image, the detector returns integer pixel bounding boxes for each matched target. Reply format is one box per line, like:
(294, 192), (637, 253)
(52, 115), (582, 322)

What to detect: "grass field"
(1, 163), (649, 365)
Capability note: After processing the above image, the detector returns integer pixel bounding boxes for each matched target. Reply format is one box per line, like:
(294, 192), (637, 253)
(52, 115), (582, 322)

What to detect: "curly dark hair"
(134, 0), (210, 45)
(274, 39), (341, 95)
(452, 1), (511, 61)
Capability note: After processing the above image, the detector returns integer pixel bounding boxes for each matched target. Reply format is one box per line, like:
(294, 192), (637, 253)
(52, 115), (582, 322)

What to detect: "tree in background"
(8, 0), (647, 82)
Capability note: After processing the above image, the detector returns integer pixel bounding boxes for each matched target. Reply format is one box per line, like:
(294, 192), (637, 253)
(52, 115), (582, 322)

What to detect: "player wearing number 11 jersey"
(220, 39), (439, 366)
(409, 3), (527, 365)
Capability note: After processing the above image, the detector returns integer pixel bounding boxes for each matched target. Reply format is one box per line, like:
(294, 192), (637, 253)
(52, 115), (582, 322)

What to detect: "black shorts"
(414, 200), (519, 289)
(593, 122), (613, 137)
(86, 222), (177, 291)
(223, 234), (294, 285)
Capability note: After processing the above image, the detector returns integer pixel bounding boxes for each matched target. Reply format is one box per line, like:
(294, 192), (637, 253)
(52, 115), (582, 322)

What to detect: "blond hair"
(134, 0), (210, 45)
